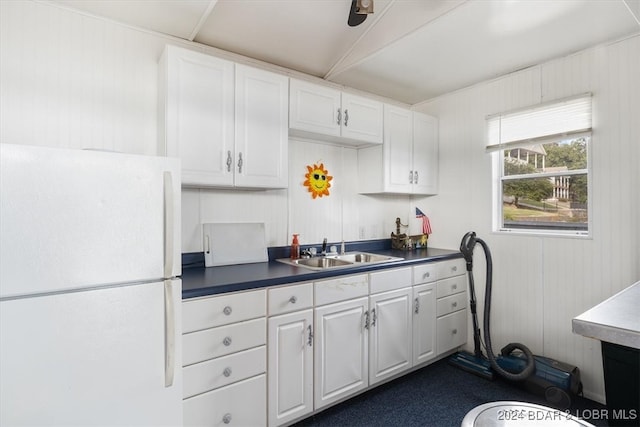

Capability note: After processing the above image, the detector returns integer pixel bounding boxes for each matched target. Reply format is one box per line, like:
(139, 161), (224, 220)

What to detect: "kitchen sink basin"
(277, 252), (403, 271)
(333, 252), (402, 264)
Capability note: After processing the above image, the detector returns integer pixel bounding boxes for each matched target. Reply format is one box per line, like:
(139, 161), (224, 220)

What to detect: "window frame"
(488, 95), (593, 238)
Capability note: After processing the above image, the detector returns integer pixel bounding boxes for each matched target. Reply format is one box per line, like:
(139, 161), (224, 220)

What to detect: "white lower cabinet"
(314, 296), (369, 409)
(185, 259), (468, 426)
(369, 287), (413, 385)
(184, 374), (266, 426)
(182, 289), (267, 426)
(435, 260), (468, 354)
(267, 281), (314, 427)
(412, 263), (437, 366)
(412, 282), (437, 365)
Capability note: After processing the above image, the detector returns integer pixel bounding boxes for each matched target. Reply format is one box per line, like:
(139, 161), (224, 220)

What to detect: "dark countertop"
(181, 244), (463, 299)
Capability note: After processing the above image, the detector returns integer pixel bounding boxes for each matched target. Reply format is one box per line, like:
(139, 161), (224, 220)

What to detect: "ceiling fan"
(348, 0), (374, 27)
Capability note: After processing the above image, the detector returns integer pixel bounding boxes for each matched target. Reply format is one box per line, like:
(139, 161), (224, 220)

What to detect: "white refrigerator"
(0, 143), (183, 425)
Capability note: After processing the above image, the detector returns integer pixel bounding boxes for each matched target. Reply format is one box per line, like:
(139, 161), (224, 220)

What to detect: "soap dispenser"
(290, 234), (300, 259)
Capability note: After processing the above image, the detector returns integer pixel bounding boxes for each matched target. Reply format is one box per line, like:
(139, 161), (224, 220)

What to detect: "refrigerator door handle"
(164, 280), (175, 387)
(163, 171), (174, 279)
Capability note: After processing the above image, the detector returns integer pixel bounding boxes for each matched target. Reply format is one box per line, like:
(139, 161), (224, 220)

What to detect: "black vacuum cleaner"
(449, 231), (583, 409)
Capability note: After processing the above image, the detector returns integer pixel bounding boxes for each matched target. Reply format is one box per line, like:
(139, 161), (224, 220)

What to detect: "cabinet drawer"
(183, 318), (266, 366)
(436, 292), (467, 317)
(369, 267), (412, 294)
(183, 346), (266, 399)
(183, 289), (266, 333)
(315, 274), (368, 306)
(268, 282), (313, 316)
(414, 263), (437, 285)
(437, 258), (465, 280)
(436, 310), (467, 355)
(184, 374), (266, 427)
(436, 275), (467, 298)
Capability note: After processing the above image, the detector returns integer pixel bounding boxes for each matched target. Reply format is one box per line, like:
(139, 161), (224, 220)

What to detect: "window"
(487, 94), (592, 236)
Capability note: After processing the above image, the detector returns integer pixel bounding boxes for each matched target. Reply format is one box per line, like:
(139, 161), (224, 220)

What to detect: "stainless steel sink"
(277, 252), (403, 270)
(334, 252), (402, 264)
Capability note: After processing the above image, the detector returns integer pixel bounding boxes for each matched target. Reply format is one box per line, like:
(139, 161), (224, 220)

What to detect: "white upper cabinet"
(289, 79), (383, 146)
(159, 45), (288, 189)
(358, 104), (438, 195)
(234, 64), (289, 189)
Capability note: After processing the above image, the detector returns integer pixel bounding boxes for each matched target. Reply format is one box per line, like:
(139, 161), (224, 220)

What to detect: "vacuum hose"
(461, 232), (536, 381)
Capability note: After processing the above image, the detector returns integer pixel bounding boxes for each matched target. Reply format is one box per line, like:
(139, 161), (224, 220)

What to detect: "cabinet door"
(383, 104), (413, 193)
(413, 283), (437, 366)
(314, 297), (369, 409)
(268, 309), (313, 427)
(341, 92), (383, 144)
(289, 79), (341, 137)
(369, 288), (413, 385)
(160, 46), (234, 187)
(412, 112), (439, 195)
(235, 65), (289, 188)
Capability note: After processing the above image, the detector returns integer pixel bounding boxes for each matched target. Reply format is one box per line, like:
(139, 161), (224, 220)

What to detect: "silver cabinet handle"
(226, 150), (232, 172)
(414, 297), (419, 314)
(163, 280), (175, 387)
(223, 336), (232, 346)
(237, 152), (243, 173)
(223, 306), (232, 315)
(371, 308), (377, 327)
(363, 310), (370, 330)
(337, 108), (342, 125)
(289, 296), (297, 304)
(223, 367), (232, 377)
(414, 170), (419, 184)
(409, 170), (414, 184)
(344, 109), (349, 126)
(222, 413), (232, 424)
(307, 325), (313, 347)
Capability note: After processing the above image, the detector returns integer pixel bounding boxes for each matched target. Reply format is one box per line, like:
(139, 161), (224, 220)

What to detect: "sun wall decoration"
(303, 163), (333, 199)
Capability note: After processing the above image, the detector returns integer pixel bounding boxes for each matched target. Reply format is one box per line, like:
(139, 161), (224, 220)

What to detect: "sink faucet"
(321, 238), (327, 255)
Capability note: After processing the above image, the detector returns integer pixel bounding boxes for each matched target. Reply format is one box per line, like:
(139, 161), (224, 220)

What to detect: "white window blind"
(487, 94), (592, 152)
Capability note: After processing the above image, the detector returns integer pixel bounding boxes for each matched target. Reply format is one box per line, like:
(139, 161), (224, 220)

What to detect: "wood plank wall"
(415, 34), (640, 403)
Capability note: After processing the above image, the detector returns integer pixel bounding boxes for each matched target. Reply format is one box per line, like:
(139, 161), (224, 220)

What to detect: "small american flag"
(415, 208), (432, 235)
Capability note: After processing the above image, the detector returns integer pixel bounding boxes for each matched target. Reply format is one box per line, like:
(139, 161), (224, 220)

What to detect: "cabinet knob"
(223, 367), (232, 377)
(452, 266), (458, 272)
(223, 336), (232, 346)
(452, 328), (458, 335)
(424, 272), (430, 278)
(452, 284), (457, 290)
(452, 302), (458, 308)
(222, 413), (232, 424)
(223, 306), (232, 315)
(289, 296), (297, 304)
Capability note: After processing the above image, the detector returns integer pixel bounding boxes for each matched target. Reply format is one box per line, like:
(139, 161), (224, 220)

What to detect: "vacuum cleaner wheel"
(545, 386), (572, 410)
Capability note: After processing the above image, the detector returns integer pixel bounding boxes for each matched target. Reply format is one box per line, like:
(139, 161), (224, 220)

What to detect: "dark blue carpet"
(294, 357), (609, 427)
